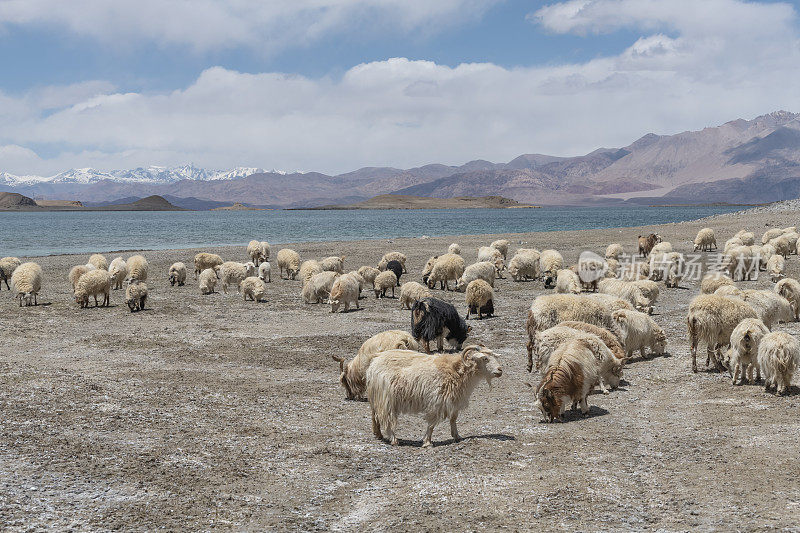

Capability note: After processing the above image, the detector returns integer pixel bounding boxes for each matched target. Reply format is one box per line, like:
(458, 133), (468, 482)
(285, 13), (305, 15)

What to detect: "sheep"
(664, 252), (685, 288)
(721, 318), (769, 385)
(321, 256), (345, 274)
(598, 278), (652, 313)
(769, 236), (792, 259)
(605, 243), (623, 260)
(490, 239), (510, 259)
(241, 276), (267, 302)
(456, 261), (496, 291)
(11, 262), (42, 306)
(737, 232), (755, 246)
(738, 290), (794, 329)
(762, 227), (787, 244)
(612, 309), (667, 360)
(586, 293), (634, 312)
(630, 279), (659, 305)
(385, 260), (403, 286)
(508, 250), (540, 281)
(759, 243), (776, 270)
(247, 240), (264, 265)
(68, 264), (94, 290)
(723, 246), (757, 281)
(693, 228), (717, 251)
(767, 254), (785, 282)
(73, 269), (111, 308)
(650, 242), (673, 256)
(277, 249), (301, 280)
(638, 233), (661, 256)
(421, 255), (439, 284)
(477, 246), (502, 264)
(108, 257), (127, 290)
(557, 321), (627, 365)
(168, 262), (187, 286)
(775, 278), (800, 320)
(366, 345), (502, 447)
(533, 339), (600, 421)
(329, 273), (360, 312)
(260, 241), (271, 262)
(724, 237), (744, 253)
(345, 270), (367, 295)
(686, 294), (758, 373)
(378, 252), (407, 273)
(715, 285), (743, 297)
(332, 330), (421, 400)
(358, 265), (381, 288)
(555, 269), (582, 294)
(465, 279), (494, 320)
(411, 297), (471, 353)
(198, 268), (218, 294)
(448, 243), (461, 255)
(0, 256), (21, 290)
(258, 261), (272, 283)
(125, 280), (148, 312)
(373, 270), (398, 298)
(88, 254), (108, 271)
(784, 232), (800, 254)
(758, 331), (800, 395)
(573, 255), (606, 291)
(302, 271), (340, 303)
(194, 253), (223, 279)
(399, 281), (431, 310)
(539, 250), (564, 288)
(426, 253), (466, 291)
(701, 273), (734, 294)
(219, 261), (256, 293)
(604, 258), (620, 278)
(126, 254), (149, 282)
(299, 260), (323, 285)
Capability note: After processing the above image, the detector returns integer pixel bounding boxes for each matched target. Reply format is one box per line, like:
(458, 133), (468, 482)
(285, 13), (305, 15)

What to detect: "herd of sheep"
(2, 227), (800, 447)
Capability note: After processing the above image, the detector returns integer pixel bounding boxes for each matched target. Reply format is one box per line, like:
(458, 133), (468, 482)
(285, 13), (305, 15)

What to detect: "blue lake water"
(1, 206), (743, 257)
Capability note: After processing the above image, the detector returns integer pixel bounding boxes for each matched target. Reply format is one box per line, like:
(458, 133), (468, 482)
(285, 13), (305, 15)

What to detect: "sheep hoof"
(390, 438), (399, 446)
(421, 440), (432, 448)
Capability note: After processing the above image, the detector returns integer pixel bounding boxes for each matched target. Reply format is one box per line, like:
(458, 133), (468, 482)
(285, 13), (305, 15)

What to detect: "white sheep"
(299, 260), (323, 285)
(758, 243), (775, 270)
(168, 262), (187, 286)
(533, 339), (600, 421)
(693, 228), (717, 251)
(539, 250), (564, 288)
(399, 281), (431, 310)
(260, 241), (271, 262)
(650, 242), (673, 255)
(11, 262), (42, 306)
(373, 270), (398, 298)
(302, 271), (339, 304)
(604, 258), (620, 279)
(722, 318), (769, 385)
(738, 232), (755, 246)
(247, 240), (264, 265)
(73, 269), (111, 308)
(664, 252), (685, 288)
(345, 270), (367, 295)
(448, 243), (461, 255)
(321, 256), (345, 274)
(258, 261), (272, 283)
(715, 285), (743, 297)
(277, 249), (301, 280)
(194, 253), (223, 279)
(762, 227), (787, 245)
(358, 266), (381, 288)
(700, 273), (734, 294)
(598, 278), (651, 313)
(738, 289), (794, 329)
(108, 257), (127, 290)
(426, 253), (465, 291)
(68, 264), (94, 290)
(612, 309), (667, 360)
(631, 279), (659, 305)
(125, 280), (148, 312)
(758, 331), (799, 395)
(605, 243), (623, 260)
(198, 268), (218, 294)
(508, 250), (540, 281)
(240, 276), (267, 302)
(767, 254), (785, 282)
(465, 279), (494, 320)
(366, 345), (502, 447)
(126, 255), (149, 282)
(456, 261), (496, 291)
(219, 261), (256, 293)
(329, 273), (361, 312)
(769, 236), (792, 259)
(378, 252), (408, 273)
(687, 294), (758, 373)
(490, 239), (510, 259)
(477, 246), (502, 263)
(775, 278), (800, 320)
(555, 269), (582, 294)
(87, 254), (108, 271)
(0, 256), (21, 290)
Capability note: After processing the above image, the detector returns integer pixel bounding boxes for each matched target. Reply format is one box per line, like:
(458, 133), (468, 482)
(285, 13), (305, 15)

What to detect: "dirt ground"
(2, 210), (800, 531)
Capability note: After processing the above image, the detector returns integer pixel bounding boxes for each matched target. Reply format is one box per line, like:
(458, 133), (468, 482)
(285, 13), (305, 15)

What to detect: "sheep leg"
(580, 396), (590, 415)
(526, 342), (534, 373)
(422, 423), (435, 448)
(423, 340), (432, 354)
(450, 413), (461, 442)
(733, 363), (741, 385)
(437, 336), (444, 353)
(690, 344), (698, 373)
(391, 287), (395, 298)
(599, 380), (610, 394)
(371, 409), (383, 439)
(465, 308), (471, 320)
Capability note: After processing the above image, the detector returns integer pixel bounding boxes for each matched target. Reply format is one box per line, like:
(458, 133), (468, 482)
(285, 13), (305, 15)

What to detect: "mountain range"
(3, 110), (800, 207)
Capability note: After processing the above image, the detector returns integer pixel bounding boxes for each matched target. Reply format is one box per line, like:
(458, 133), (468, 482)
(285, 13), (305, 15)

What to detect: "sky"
(1, 0), (800, 176)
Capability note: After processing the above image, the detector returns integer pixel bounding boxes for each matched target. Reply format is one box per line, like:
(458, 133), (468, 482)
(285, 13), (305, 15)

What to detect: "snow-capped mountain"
(0, 165), (268, 186)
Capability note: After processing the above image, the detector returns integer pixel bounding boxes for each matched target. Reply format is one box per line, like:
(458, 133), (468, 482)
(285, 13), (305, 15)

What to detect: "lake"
(0, 205), (743, 257)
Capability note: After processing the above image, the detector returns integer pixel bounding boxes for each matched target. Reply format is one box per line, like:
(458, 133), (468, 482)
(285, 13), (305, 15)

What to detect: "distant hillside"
(94, 195), (185, 211)
(0, 191), (38, 209)
(306, 194), (538, 210)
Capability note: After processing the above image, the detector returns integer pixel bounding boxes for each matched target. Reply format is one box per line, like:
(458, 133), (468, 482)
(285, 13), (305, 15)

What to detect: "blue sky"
(1, 0), (800, 175)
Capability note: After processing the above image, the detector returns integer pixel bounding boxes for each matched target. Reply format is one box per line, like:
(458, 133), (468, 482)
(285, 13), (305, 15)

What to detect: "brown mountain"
(306, 194), (537, 210)
(0, 191), (38, 209)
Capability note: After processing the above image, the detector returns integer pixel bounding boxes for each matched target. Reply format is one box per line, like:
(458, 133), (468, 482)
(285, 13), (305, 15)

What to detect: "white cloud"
(1, 1), (800, 176)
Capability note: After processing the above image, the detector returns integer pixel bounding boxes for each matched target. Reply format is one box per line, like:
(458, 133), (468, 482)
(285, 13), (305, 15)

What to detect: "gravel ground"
(2, 209), (800, 531)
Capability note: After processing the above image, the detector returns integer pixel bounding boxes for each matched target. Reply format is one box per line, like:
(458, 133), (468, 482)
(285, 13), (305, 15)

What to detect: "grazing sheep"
(108, 257), (127, 290)
(775, 278), (800, 320)
(411, 297), (471, 353)
(605, 258), (620, 278)
(664, 252), (685, 288)
(399, 281), (432, 310)
(650, 242), (673, 256)
(421, 255), (439, 285)
(332, 330), (421, 400)
(321, 256), (345, 274)
(533, 339), (600, 421)
(715, 285), (744, 297)
(68, 264), (94, 290)
(555, 269), (582, 294)
(198, 268), (218, 294)
(721, 318), (769, 385)
(557, 321), (627, 365)
(329, 273), (361, 312)
(598, 278), (651, 313)
(758, 331), (800, 395)
(490, 239), (510, 259)
(605, 243), (623, 260)
(125, 280), (148, 312)
(693, 228), (717, 251)
(533, 327), (623, 392)
(612, 309), (667, 360)
(299, 260), (323, 285)
(260, 241), (271, 262)
(358, 265), (381, 288)
(241, 276), (267, 302)
(345, 271), (367, 295)
(247, 240), (264, 265)
(724, 237), (744, 253)
(573, 255), (606, 291)
(737, 232), (755, 246)
(762, 227), (786, 245)
(302, 271), (340, 303)
(539, 250), (564, 288)
(373, 270), (398, 298)
(168, 262), (187, 286)
(277, 249), (301, 280)
(687, 294), (758, 373)
(508, 250), (540, 281)
(738, 290), (794, 329)
(0, 256), (21, 290)
(767, 254), (785, 282)
(126, 255), (149, 282)
(770, 236), (792, 259)
(465, 279), (494, 320)
(378, 252), (408, 273)
(784, 232), (800, 254)
(456, 261), (496, 291)
(701, 273), (734, 294)
(194, 253), (223, 279)
(367, 345), (502, 447)
(759, 243), (776, 270)
(258, 261), (271, 283)
(586, 293), (634, 312)
(11, 262), (42, 306)
(219, 261), (256, 293)
(477, 246), (502, 264)
(426, 253), (466, 291)
(74, 269), (111, 308)
(88, 254), (108, 271)
(448, 243), (461, 255)
(724, 245), (758, 281)
(638, 233), (661, 256)
(385, 260), (403, 286)
(630, 279), (659, 305)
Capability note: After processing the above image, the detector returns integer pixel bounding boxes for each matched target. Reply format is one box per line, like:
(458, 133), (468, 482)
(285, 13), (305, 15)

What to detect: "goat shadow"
(393, 433), (516, 448)
(625, 351), (672, 365)
(543, 405), (610, 424)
